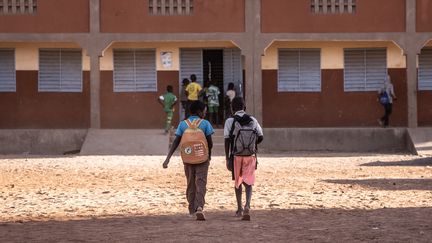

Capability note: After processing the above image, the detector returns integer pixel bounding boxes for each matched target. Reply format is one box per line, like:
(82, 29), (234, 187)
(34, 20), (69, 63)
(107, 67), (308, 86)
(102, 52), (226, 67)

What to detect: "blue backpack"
(379, 91), (390, 105)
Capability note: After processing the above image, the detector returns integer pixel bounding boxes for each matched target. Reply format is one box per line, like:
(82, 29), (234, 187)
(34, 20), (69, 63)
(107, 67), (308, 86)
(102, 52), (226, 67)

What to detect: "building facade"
(0, 0), (431, 129)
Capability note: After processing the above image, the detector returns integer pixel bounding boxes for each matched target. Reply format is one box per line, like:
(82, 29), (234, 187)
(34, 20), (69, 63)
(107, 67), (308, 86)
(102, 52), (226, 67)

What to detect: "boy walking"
(158, 85), (177, 134)
(224, 97), (263, 221)
(163, 101), (214, 220)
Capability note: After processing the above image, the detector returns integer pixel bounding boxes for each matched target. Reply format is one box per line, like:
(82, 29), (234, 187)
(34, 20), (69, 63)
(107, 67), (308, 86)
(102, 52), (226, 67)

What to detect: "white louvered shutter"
(344, 48), (387, 92)
(60, 49), (82, 92)
(180, 49), (203, 85)
(419, 48), (432, 90)
(135, 50), (157, 92)
(39, 49), (82, 92)
(278, 49), (321, 92)
(113, 49), (157, 92)
(223, 48), (243, 96)
(0, 49), (16, 92)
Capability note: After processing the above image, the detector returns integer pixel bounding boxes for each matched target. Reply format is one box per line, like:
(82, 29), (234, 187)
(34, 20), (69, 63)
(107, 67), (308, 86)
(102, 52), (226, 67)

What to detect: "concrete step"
(81, 129), (169, 156)
(407, 128), (432, 155)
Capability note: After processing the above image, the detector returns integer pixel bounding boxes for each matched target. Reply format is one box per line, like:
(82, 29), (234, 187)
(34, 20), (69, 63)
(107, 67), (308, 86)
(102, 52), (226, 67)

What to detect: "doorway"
(179, 48), (243, 123)
(203, 49), (224, 126)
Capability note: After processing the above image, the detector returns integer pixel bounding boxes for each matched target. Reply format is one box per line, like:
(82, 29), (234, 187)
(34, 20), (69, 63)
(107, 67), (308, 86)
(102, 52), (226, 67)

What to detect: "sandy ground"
(0, 153), (431, 242)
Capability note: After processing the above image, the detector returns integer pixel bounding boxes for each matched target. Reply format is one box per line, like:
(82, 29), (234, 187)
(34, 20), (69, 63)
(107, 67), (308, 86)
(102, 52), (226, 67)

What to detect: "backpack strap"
(185, 118), (202, 129)
(229, 116), (239, 155)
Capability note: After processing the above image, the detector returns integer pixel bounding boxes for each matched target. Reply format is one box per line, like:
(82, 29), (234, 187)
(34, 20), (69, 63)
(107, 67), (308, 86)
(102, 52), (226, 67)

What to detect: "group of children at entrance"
(161, 78), (263, 221)
(158, 74), (237, 134)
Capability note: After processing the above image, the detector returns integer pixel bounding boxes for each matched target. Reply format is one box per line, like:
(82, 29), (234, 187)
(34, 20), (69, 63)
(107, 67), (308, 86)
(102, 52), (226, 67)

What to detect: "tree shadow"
(324, 179), (432, 191)
(0, 208), (430, 242)
(360, 157), (432, 167)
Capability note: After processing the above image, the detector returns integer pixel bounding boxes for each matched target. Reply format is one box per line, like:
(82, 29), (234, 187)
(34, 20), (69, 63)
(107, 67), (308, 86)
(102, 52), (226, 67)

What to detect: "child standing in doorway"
(206, 80), (221, 126)
(158, 85), (178, 134)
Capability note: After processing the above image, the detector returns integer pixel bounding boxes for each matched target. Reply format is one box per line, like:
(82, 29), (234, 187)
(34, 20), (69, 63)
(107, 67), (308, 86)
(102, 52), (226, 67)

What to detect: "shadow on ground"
(0, 208), (431, 242)
(361, 157), (432, 167)
(324, 179), (432, 191)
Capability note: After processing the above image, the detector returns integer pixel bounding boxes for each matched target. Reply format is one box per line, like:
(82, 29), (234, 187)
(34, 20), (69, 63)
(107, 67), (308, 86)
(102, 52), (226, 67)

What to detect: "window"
(278, 49), (321, 92)
(149, 0), (194, 15)
(113, 49), (157, 92)
(39, 49), (83, 92)
(344, 48), (387, 92)
(0, 49), (16, 92)
(0, 0), (37, 15)
(311, 0), (356, 14)
(419, 48), (432, 90)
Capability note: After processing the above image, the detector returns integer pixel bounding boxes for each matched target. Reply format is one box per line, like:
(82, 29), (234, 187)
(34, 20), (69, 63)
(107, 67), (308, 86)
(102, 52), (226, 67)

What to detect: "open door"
(223, 48), (243, 97)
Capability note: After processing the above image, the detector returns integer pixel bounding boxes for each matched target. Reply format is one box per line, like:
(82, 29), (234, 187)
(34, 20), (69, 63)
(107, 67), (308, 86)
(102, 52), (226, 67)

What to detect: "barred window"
(0, 0), (37, 15)
(149, 0), (194, 16)
(311, 0), (356, 14)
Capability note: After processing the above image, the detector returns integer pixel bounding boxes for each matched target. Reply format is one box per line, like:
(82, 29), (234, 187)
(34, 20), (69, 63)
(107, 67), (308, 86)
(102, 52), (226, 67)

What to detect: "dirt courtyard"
(0, 153), (431, 242)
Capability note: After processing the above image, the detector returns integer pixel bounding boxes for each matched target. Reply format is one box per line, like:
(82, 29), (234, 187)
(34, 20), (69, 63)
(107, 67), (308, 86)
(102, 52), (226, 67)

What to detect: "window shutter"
(419, 48), (432, 91)
(39, 49), (61, 92)
(0, 49), (16, 92)
(39, 49), (82, 92)
(344, 48), (387, 92)
(113, 49), (135, 92)
(135, 50), (157, 92)
(365, 49), (387, 90)
(223, 48), (243, 96)
(180, 49), (203, 86)
(113, 49), (157, 92)
(278, 49), (321, 92)
(60, 49), (82, 92)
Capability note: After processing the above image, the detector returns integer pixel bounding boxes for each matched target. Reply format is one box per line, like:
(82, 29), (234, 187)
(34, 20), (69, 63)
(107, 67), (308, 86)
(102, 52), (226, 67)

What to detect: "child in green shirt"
(158, 85), (178, 134)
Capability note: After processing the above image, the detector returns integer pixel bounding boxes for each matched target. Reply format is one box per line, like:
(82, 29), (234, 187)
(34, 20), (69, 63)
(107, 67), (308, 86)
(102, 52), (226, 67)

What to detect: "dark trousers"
(184, 161), (209, 214)
(381, 103), (393, 126)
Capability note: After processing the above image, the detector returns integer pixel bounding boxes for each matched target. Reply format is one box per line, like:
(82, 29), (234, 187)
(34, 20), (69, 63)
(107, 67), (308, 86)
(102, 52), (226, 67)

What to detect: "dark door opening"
(203, 49), (224, 126)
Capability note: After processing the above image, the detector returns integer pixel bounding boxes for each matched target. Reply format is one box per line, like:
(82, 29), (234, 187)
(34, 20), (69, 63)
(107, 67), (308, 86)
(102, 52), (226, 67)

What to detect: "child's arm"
(224, 138), (231, 170)
(206, 135), (213, 162)
(163, 135), (181, 168)
(257, 136), (264, 145)
(172, 99), (178, 109)
(157, 96), (164, 107)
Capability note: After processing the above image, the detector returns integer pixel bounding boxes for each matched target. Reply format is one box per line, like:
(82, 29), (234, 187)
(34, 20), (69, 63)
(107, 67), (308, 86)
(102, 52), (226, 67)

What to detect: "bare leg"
(244, 183), (252, 209)
(235, 186), (243, 216)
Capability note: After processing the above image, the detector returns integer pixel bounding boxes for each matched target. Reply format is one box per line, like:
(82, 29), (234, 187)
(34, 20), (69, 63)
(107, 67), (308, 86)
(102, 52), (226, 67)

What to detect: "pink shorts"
(234, 156), (256, 189)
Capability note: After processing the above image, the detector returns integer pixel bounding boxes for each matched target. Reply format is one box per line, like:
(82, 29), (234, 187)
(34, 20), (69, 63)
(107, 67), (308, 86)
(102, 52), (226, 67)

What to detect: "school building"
(1, 0), (432, 154)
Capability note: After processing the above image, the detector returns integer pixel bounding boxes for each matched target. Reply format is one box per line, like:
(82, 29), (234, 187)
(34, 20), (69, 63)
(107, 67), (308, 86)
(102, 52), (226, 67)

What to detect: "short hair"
(231, 97), (245, 112)
(228, 82), (235, 90)
(190, 74), (197, 82)
(166, 85), (173, 92)
(189, 100), (206, 115)
(182, 78), (190, 86)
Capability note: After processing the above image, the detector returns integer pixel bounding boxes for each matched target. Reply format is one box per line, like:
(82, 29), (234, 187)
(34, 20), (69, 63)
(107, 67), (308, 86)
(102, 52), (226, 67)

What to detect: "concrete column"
(90, 54), (101, 128)
(406, 51), (418, 128)
(243, 0), (263, 124)
(406, 0), (416, 34)
(405, 0), (418, 128)
(90, 0), (100, 33)
(243, 50), (254, 114)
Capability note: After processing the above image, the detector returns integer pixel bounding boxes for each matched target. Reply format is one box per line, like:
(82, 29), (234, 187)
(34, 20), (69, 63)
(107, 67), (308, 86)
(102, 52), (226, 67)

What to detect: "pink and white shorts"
(234, 156), (256, 189)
